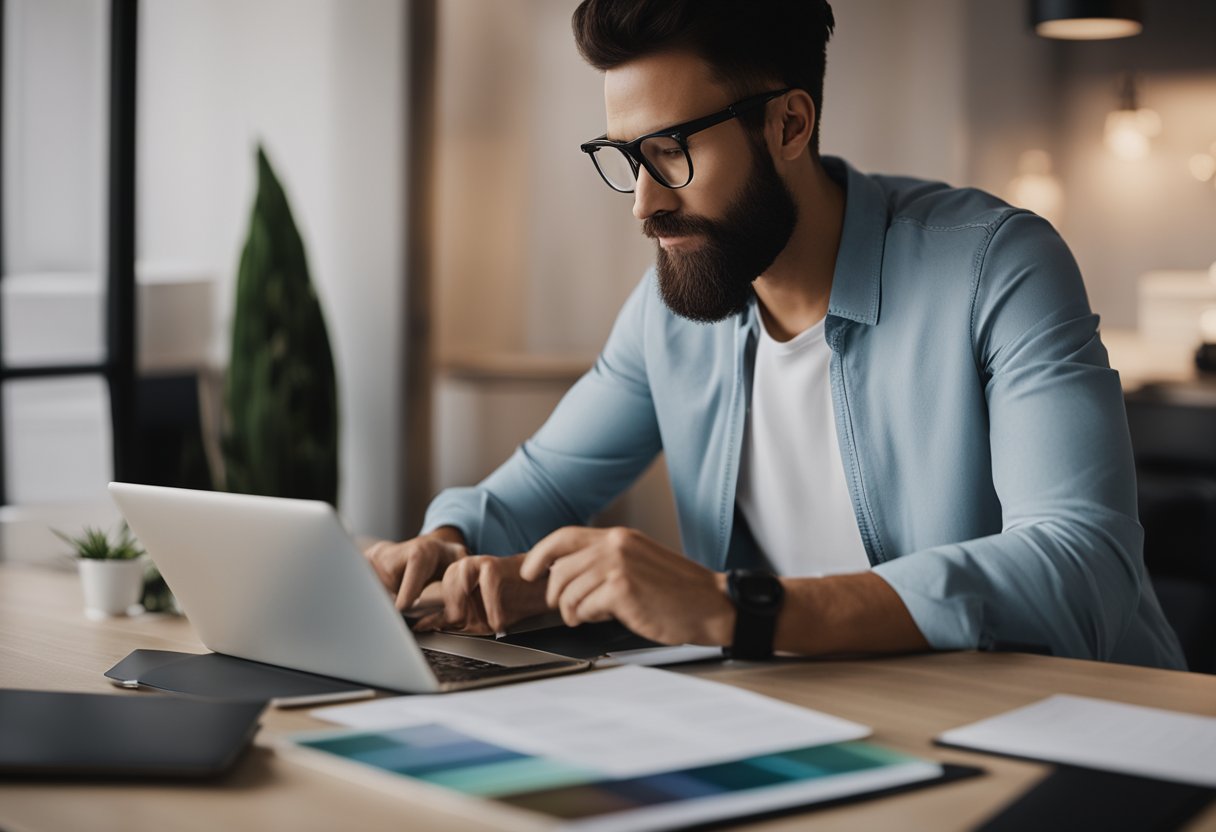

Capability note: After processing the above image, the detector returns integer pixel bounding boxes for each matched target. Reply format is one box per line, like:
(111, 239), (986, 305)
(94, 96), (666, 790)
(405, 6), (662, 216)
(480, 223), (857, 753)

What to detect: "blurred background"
(3, 0), (1215, 664)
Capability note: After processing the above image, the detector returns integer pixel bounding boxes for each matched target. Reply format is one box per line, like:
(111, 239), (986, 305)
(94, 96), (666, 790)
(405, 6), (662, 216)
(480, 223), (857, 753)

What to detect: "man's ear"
(773, 89), (815, 161)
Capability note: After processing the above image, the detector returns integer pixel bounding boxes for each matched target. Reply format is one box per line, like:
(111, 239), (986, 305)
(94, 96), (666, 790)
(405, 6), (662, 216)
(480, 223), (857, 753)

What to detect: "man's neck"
(752, 159), (845, 342)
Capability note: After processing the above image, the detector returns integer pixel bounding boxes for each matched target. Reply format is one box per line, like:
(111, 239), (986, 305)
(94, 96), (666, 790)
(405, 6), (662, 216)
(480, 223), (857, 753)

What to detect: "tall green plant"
(223, 145), (339, 505)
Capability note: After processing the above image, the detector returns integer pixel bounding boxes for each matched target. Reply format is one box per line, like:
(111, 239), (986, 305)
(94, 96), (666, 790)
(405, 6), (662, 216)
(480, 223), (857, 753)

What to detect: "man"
(365, 0), (1184, 668)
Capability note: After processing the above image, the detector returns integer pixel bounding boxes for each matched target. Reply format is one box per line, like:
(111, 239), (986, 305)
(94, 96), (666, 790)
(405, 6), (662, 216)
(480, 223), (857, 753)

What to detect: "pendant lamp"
(1031, 0), (1143, 40)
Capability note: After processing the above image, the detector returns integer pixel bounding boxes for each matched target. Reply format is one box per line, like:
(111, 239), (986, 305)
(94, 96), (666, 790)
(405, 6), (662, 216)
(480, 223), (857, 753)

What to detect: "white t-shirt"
(735, 315), (871, 577)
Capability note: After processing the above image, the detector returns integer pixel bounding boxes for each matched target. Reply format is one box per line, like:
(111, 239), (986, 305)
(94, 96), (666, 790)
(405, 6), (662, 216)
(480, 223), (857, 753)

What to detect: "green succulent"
(54, 524), (144, 561)
(222, 145), (339, 505)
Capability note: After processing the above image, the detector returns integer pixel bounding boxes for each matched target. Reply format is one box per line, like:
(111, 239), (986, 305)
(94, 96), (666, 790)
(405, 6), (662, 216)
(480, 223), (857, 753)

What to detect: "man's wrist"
(707, 572), (737, 646)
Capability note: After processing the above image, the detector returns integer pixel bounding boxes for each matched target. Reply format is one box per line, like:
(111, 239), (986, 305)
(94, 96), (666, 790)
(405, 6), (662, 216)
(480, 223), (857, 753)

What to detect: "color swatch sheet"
(289, 721), (941, 832)
(297, 667), (942, 830)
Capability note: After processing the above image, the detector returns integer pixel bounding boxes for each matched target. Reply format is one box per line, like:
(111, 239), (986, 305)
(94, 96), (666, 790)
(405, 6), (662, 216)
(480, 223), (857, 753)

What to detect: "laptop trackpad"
(413, 632), (575, 668)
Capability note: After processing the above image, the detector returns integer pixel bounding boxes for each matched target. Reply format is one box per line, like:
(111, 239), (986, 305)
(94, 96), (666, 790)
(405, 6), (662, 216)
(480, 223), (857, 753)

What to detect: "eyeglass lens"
(591, 147), (637, 192)
(591, 137), (692, 192)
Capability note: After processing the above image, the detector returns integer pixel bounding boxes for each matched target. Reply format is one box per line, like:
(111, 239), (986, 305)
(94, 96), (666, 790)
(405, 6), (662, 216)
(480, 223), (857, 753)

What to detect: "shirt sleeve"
(421, 273), (663, 555)
(872, 211), (1165, 663)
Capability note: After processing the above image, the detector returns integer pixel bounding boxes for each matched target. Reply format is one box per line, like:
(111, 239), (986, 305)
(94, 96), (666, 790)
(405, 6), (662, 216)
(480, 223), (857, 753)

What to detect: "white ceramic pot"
(78, 557), (146, 619)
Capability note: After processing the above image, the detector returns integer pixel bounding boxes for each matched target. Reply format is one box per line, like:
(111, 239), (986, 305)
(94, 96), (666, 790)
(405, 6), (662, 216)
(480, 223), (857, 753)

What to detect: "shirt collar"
(823, 156), (886, 327)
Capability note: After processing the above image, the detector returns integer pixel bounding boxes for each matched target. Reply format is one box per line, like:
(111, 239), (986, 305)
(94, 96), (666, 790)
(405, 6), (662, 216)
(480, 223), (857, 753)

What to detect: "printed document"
(315, 665), (870, 778)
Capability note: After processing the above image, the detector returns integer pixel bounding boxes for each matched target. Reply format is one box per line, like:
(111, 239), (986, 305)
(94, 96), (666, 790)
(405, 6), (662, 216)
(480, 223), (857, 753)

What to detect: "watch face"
(733, 571), (783, 614)
(742, 577), (777, 605)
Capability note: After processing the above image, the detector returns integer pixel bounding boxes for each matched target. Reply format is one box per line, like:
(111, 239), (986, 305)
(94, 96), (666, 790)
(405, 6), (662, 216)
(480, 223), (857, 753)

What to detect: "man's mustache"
(642, 213), (718, 240)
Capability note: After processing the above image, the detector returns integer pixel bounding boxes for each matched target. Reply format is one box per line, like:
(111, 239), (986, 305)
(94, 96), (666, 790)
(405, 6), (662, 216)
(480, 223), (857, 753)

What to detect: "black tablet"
(0, 689), (265, 779)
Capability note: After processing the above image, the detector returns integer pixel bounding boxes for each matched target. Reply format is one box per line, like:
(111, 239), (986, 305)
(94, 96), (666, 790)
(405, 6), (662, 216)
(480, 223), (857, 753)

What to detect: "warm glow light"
(1035, 18), (1142, 39)
(1008, 150), (1064, 228)
(1134, 108), (1162, 138)
(1190, 154), (1216, 182)
(1105, 110), (1152, 160)
(1201, 308), (1216, 342)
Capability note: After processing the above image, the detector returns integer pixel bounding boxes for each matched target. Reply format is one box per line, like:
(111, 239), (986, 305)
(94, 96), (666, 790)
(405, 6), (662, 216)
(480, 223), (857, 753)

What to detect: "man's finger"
(416, 581), (446, 607)
(443, 557), (481, 628)
(554, 567), (606, 627)
(521, 526), (601, 581)
(572, 581), (618, 627)
(363, 542), (398, 593)
(544, 547), (598, 608)
(369, 558), (396, 595)
(395, 550), (437, 611)
(478, 560), (509, 633)
(460, 597), (492, 635)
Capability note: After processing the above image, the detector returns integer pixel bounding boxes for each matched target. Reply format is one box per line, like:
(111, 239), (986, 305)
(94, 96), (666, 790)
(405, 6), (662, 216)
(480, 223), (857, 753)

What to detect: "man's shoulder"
(866, 170), (1020, 235)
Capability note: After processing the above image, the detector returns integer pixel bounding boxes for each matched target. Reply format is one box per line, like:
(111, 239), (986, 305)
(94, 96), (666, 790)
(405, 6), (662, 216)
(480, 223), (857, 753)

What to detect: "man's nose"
(632, 167), (679, 221)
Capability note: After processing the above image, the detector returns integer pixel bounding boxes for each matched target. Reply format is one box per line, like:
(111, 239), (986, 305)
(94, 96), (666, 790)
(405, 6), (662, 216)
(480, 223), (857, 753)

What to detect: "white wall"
(139, 0), (407, 537)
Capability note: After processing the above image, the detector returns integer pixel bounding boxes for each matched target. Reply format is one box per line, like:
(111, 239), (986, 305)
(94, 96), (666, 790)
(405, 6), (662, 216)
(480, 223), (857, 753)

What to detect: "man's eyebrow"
(604, 126), (645, 143)
(604, 122), (672, 144)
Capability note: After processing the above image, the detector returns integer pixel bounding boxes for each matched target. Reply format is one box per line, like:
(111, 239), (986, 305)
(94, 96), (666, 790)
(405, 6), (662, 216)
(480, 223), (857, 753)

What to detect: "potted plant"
(222, 145), (339, 505)
(55, 525), (147, 620)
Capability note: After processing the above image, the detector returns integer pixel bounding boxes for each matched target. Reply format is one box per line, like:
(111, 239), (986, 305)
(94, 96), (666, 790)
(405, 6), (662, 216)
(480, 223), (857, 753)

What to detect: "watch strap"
(726, 569), (783, 660)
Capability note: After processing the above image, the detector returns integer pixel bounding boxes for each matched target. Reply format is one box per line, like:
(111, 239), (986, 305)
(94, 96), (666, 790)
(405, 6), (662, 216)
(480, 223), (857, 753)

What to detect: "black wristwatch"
(725, 569), (784, 660)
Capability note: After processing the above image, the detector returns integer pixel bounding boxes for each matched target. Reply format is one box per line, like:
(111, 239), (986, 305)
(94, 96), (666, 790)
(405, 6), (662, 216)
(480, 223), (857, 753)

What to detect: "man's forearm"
(773, 572), (929, 656)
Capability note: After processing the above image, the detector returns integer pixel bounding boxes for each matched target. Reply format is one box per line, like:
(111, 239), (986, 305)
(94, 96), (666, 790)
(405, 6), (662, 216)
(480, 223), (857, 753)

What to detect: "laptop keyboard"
(420, 647), (572, 684)
(421, 647), (521, 683)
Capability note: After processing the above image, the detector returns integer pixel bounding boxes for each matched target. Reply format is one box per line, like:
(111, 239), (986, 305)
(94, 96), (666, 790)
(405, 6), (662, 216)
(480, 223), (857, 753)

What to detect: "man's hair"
(572, 0), (835, 155)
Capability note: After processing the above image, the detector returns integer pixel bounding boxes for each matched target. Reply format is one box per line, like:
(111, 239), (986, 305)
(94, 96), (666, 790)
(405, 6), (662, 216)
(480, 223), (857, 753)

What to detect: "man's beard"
(644, 146), (798, 323)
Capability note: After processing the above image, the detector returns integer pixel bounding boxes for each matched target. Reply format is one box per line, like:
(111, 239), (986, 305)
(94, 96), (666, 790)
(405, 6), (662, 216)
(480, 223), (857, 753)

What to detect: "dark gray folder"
(0, 690), (264, 779)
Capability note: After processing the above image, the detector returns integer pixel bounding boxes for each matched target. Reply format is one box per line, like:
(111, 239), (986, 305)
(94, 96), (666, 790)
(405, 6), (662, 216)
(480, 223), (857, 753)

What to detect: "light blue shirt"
(424, 157), (1185, 670)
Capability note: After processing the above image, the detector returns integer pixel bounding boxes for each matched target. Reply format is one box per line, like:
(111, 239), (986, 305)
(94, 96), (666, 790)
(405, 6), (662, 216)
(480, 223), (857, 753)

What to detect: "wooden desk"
(3, 562), (1215, 832)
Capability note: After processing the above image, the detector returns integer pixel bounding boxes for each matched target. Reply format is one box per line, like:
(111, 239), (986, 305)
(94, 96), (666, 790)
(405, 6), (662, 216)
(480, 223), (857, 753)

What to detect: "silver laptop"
(108, 483), (590, 693)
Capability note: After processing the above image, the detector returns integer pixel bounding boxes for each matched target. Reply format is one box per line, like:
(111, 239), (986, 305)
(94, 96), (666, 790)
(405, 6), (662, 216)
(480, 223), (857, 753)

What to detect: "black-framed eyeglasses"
(580, 87), (791, 194)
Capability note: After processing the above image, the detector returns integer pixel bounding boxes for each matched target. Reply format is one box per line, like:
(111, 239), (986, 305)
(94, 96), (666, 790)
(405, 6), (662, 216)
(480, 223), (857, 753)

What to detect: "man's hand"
(519, 526), (735, 646)
(363, 526), (468, 611)
(412, 554), (551, 635)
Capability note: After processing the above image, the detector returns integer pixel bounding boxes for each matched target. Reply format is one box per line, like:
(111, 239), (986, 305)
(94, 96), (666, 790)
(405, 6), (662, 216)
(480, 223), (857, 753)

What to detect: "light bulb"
(1105, 110), (1151, 160)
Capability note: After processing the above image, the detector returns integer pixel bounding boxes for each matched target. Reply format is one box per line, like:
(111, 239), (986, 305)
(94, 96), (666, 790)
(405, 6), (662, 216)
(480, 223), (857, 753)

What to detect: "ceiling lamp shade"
(1031, 0), (1143, 40)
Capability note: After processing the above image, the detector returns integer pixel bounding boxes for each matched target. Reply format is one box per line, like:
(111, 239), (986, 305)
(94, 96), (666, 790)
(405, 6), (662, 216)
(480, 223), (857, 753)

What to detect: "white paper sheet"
(599, 644), (724, 667)
(938, 694), (1216, 788)
(313, 665), (870, 778)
